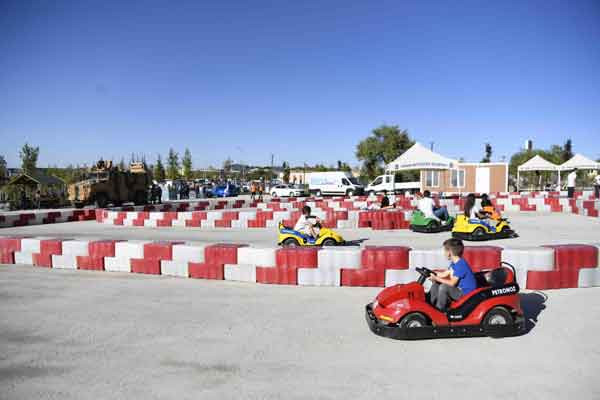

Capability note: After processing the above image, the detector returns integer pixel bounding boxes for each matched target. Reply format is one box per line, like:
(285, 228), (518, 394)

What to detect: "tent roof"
(386, 142), (457, 171)
(559, 153), (600, 170)
(517, 155), (558, 172)
(7, 171), (64, 187)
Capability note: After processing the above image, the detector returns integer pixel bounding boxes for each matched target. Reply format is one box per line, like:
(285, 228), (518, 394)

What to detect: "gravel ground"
(1, 265), (599, 400)
(0, 212), (598, 248)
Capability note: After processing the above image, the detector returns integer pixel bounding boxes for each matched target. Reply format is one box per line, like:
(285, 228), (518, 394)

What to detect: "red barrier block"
(189, 263), (224, 279)
(77, 256), (104, 270)
(0, 249), (15, 264)
(361, 246), (410, 270)
(248, 219), (266, 228)
(32, 253), (53, 268)
(546, 244), (598, 269)
(89, 240), (119, 258)
(40, 239), (62, 255)
(157, 219), (173, 227)
(276, 248), (320, 268)
(256, 267), (297, 285)
(204, 244), (247, 265)
(341, 268), (385, 287)
(143, 242), (183, 261)
(186, 219), (201, 227)
(222, 211), (239, 220)
(463, 246), (502, 272)
(214, 219), (232, 228)
(0, 237), (22, 252)
(131, 258), (161, 274)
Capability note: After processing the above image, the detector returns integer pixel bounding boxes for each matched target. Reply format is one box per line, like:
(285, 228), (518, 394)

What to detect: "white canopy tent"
(386, 142), (457, 172)
(517, 155), (559, 191)
(558, 154), (600, 188)
(385, 142), (458, 192)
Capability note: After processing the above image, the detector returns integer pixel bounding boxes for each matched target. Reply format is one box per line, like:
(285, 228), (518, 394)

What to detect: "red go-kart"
(365, 263), (526, 339)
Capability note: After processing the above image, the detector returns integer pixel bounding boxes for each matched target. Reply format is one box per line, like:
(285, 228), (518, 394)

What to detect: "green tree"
(282, 161), (290, 183)
(182, 148), (193, 180)
(166, 148), (180, 180)
(153, 154), (166, 182)
(0, 155), (7, 181)
(562, 139), (573, 162)
(355, 125), (414, 181)
(481, 143), (492, 163)
(20, 143), (40, 174)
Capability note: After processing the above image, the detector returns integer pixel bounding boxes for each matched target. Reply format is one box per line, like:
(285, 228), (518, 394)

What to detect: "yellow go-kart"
(451, 215), (517, 241)
(277, 221), (345, 247)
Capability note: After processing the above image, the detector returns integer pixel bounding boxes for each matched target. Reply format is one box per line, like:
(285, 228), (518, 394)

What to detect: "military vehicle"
(68, 160), (150, 208)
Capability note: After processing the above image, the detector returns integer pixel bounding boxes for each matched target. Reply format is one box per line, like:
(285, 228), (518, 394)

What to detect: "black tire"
(321, 238), (337, 246)
(95, 193), (108, 208)
(315, 190), (322, 197)
(472, 227), (486, 238)
(398, 312), (428, 328)
(272, 192), (278, 197)
(346, 189), (354, 197)
(426, 220), (439, 230)
(282, 238), (300, 248)
(483, 307), (513, 327)
(369, 190), (375, 196)
(134, 190), (147, 206)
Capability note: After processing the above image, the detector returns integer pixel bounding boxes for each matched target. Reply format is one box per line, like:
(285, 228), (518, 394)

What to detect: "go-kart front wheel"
(282, 238), (300, 248)
(398, 312), (428, 328)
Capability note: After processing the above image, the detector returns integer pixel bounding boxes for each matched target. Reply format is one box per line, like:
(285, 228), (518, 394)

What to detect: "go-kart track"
(1, 194), (600, 399)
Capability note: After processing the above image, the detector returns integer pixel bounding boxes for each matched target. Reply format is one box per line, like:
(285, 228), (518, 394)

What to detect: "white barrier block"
(52, 254), (78, 269)
(160, 260), (189, 277)
(265, 220), (277, 228)
(231, 220), (248, 228)
(172, 244), (205, 263)
(149, 212), (165, 220)
(238, 247), (276, 267)
(409, 248), (448, 269)
(144, 219), (158, 227)
(297, 268), (340, 286)
(201, 220), (215, 229)
(224, 264), (256, 282)
(171, 219), (187, 227)
(385, 269), (417, 287)
(14, 252), (34, 265)
(114, 241), (148, 259)
(317, 248), (361, 270)
(104, 256), (131, 272)
(578, 268), (600, 288)
(21, 238), (41, 253)
(501, 247), (554, 271)
(61, 240), (90, 256)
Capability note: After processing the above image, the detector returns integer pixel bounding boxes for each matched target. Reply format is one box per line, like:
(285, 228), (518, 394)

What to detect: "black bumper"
(365, 304), (526, 340)
(410, 223), (453, 233)
(452, 229), (518, 242)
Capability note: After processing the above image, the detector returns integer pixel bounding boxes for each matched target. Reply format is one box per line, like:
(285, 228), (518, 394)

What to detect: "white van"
(307, 172), (364, 196)
(366, 174), (420, 195)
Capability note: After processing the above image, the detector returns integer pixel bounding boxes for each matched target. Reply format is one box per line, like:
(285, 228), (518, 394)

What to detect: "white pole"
(517, 170), (520, 192)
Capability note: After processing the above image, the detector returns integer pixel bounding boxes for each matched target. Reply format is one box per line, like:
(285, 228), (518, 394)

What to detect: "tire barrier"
(94, 193), (600, 230)
(3, 237), (599, 290)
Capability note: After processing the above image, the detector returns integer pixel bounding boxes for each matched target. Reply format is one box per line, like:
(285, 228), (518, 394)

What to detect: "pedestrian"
(250, 182), (256, 201)
(567, 168), (577, 198)
(20, 189), (27, 210)
(258, 182), (264, 202)
(594, 171), (600, 199)
(35, 189), (41, 209)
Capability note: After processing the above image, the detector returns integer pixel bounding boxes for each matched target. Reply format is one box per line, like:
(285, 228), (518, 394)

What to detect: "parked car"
(211, 184), (239, 198)
(270, 184), (308, 197)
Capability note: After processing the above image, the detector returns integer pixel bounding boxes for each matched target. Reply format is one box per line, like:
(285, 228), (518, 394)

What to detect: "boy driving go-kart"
(294, 205), (320, 239)
(428, 238), (477, 311)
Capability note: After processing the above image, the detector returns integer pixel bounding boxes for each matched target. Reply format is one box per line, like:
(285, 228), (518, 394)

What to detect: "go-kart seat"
(448, 267), (515, 310)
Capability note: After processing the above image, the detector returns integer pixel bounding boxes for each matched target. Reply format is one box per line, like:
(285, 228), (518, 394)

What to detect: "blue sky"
(1, 0), (599, 168)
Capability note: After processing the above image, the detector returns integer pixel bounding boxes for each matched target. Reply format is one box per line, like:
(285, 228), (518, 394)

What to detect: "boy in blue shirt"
(429, 238), (477, 311)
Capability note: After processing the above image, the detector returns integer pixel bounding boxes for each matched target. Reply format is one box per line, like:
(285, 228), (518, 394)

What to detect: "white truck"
(365, 174), (420, 195)
(306, 171), (364, 196)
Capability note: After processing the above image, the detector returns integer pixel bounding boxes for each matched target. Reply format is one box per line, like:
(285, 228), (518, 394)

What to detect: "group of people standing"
(249, 181), (264, 201)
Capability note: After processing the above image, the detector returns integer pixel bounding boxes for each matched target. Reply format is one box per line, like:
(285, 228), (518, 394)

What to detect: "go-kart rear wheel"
(483, 307), (513, 327)
(282, 238), (300, 248)
(321, 238), (337, 246)
(398, 312), (428, 328)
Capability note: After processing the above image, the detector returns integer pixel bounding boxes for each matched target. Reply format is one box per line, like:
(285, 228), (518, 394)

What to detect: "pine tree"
(154, 154), (166, 181)
(166, 148), (180, 180)
(182, 148), (193, 180)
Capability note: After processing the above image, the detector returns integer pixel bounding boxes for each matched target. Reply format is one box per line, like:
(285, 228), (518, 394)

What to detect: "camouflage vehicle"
(68, 160), (150, 208)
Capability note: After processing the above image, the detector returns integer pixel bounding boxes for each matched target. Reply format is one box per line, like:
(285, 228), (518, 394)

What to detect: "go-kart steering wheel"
(415, 267), (436, 285)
